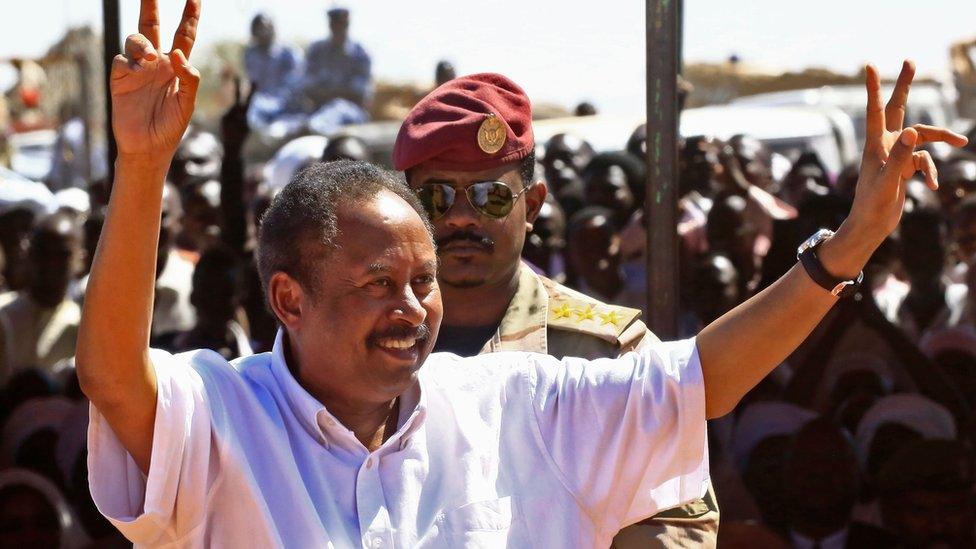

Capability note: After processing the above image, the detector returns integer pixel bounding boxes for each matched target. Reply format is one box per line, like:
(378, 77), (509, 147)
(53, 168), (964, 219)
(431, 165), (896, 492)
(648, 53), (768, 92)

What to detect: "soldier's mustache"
(437, 231), (494, 250)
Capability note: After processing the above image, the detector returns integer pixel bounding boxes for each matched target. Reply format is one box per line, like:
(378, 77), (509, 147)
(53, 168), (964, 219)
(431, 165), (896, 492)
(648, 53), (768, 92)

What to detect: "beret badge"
(477, 114), (507, 155)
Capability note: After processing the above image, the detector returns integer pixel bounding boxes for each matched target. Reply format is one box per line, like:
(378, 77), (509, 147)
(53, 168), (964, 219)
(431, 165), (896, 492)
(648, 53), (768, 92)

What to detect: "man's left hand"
(847, 61), (968, 249)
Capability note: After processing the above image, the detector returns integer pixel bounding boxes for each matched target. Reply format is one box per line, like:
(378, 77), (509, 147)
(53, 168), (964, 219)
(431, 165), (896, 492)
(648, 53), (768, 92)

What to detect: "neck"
(284, 335), (400, 452)
(327, 396), (399, 452)
(439, 266), (520, 327)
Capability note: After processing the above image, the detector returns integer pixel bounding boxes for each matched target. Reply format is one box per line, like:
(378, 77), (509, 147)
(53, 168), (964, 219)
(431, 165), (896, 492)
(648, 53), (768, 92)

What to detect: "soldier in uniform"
(393, 73), (718, 548)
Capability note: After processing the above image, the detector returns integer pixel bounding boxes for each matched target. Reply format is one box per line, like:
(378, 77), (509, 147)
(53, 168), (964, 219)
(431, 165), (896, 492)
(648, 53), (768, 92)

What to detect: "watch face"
(798, 228), (835, 256)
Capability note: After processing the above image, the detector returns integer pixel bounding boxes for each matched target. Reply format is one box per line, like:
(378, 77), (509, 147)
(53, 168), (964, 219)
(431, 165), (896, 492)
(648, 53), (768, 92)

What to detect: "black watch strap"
(798, 247), (863, 298)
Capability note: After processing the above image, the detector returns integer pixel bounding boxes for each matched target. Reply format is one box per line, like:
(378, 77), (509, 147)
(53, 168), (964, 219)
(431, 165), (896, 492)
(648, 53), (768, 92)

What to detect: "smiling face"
(272, 190), (442, 405)
(408, 161), (545, 290)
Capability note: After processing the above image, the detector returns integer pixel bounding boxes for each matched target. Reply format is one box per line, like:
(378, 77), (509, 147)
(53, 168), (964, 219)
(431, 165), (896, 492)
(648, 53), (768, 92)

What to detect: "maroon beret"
(393, 73), (534, 172)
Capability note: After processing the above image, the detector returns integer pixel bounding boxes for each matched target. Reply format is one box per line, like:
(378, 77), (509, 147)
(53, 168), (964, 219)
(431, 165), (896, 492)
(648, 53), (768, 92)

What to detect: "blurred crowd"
(5, 6), (976, 549)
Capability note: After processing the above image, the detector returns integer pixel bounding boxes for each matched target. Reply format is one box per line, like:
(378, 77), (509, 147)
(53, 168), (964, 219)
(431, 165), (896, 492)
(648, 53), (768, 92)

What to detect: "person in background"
(574, 101), (597, 116)
(0, 468), (89, 548)
(688, 253), (741, 330)
(434, 60), (456, 87)
(322, 134), (370, 163)
(783, 418), (897, 549)
(565, 207), (625, 304)
(243, 14), (302, 140)
(244, 14), (301, 97)
(729, 134), (776, 192)
(176, 179), (222, 253)
(150, 183), (196, 348)
(521, 194), (567, 282)
(888, 206), (962, 340)
(0, 212), (83, 386)
(168, 130), (222, 190)
(301, 6), (372, 133)
(581, 151), (643, 225)
(877, 439), (976, 548)
(936, 153), (976, 213)
(173, 244), (252, 360)
(707, 193), (760, 296)
(0, 207), (36, 295)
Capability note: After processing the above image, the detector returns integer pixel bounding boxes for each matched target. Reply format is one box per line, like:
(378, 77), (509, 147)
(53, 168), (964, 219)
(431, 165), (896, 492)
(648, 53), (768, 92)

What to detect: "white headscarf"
(0, 468), (90, 548)
(854, 393), (956, 469)
(731, 401), (818, 471)
(263, 135), (329, 192)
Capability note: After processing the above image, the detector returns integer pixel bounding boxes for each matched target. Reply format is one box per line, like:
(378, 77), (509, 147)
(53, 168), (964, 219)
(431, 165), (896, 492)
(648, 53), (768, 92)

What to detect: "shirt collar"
(482, 262), (549, 354)
(268, 329), (428, 450)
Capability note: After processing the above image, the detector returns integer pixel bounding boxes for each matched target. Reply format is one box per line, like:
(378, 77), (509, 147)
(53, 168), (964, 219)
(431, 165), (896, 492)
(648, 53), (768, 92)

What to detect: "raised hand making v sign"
(77, 0), (203, 473)
(111, 0), (201, 155)
(695, 60), (969, 417)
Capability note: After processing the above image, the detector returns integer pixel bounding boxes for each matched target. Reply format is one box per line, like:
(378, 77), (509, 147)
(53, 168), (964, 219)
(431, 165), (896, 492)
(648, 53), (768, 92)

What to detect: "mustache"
(436, 230), (495, 250)
(367, 323), (432, 347)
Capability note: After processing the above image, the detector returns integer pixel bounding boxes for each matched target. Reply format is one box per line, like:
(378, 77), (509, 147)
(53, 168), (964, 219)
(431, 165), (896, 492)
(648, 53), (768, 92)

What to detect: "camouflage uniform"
(476, 263), (719, 548)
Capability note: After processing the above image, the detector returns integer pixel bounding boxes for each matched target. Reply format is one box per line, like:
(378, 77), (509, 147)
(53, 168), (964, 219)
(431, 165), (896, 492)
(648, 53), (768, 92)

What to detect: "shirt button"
(371, 538), (384, 548)
(365, 457), (374, 469)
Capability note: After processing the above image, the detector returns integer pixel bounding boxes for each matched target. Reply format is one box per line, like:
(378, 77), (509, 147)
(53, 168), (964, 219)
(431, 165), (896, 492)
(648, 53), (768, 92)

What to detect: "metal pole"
(645, 0), (680, 338)
(102, 0), (120, 189)
(77, 54), (93, 184)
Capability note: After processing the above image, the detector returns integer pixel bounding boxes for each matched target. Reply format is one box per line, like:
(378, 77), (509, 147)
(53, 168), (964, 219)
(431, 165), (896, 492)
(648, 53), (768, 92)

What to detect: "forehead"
(410, 161), (522, 188)
(332, 191), (436, 267)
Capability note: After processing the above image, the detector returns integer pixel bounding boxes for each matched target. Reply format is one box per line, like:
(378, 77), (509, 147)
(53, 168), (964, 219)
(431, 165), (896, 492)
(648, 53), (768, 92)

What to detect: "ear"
(268, 272), (306, 331)
(524, 180), (548, 232)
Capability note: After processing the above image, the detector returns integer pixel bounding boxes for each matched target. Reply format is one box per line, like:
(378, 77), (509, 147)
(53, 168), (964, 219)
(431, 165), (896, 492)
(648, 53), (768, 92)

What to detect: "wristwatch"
(796, 229), (863, 298)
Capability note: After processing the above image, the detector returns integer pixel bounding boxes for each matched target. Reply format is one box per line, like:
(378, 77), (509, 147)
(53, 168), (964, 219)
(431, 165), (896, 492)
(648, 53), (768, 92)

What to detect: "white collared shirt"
(88, 331), (708, 548)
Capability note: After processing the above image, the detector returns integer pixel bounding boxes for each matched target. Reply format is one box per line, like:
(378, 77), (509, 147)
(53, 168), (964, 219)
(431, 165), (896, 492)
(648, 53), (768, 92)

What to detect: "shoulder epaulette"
(541, 278), (642, 344)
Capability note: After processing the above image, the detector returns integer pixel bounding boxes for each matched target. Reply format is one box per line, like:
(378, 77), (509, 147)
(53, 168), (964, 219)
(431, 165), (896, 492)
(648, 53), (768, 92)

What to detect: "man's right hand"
(111, 0), (201, 157)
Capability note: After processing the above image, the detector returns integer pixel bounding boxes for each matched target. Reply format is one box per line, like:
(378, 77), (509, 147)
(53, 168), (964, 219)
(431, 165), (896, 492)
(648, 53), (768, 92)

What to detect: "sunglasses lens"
(417, 184), (455, 219)
(469, 182), (515, 218)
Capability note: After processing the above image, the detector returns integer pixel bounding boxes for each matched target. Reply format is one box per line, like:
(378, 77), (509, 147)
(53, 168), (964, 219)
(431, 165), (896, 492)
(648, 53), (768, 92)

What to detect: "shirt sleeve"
(87, 348), (219, 545)
(526, 338), (708, 531)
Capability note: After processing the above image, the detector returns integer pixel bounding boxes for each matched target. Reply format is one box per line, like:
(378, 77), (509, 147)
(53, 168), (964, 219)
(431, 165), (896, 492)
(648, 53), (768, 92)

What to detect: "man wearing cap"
(393, 73), (719, 547)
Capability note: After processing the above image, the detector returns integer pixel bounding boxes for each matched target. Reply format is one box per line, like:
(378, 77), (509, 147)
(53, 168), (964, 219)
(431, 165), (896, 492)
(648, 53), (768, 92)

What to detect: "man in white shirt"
(77, 1), (967, 547)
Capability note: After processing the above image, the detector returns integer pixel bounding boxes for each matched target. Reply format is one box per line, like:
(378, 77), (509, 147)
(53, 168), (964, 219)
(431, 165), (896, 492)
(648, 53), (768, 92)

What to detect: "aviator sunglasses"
(416, 181), (532, 220)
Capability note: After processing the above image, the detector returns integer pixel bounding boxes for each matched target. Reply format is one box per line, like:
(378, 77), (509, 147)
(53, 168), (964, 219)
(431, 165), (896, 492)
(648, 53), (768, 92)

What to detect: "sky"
(3, 0), (976, 116)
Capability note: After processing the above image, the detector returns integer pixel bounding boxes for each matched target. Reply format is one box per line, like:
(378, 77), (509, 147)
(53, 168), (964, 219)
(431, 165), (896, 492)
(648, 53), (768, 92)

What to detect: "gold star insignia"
(575, 305), (596, 322)
(552, 303), (574, 320)
(599, 311), (622, 326)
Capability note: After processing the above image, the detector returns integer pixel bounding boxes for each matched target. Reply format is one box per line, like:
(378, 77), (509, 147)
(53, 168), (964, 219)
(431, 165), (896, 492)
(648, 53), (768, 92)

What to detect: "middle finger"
(172, 0), (201, 59)
(885, 60), (915, 132)
(138, 0), (161, 48)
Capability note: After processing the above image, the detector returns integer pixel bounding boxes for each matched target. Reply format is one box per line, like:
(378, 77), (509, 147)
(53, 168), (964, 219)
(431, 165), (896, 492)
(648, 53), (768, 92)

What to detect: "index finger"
(864, 64), (885, 151)
(885, 60), (915, 131)
(172, 0), (201, 59)
(139, 0), (161, 48)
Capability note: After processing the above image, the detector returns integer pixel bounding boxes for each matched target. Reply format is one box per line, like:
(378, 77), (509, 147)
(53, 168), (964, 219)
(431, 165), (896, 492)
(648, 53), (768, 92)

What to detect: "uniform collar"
(269, 329), (427, 451)
(481, 262), (549, 354)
